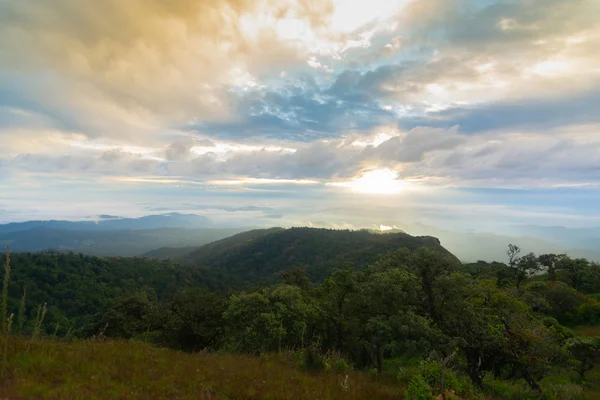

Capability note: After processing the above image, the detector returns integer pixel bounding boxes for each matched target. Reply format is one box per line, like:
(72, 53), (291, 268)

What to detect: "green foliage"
(2, 247), (11, 333)
(182, 227), (457, 283)
(158, 289), (227, 351)
(332, 355), (352, 372)
(404, 374), (432, 400)
(223, 284), (319, 354)
(540, 374), (586, 400)
(416, 359), (476, 398)
(3, 230), (600, 399)
(577, 299), (600, 325)
(297, 343), (330, 371)
(565, 336), (600, 379)
(482, 373), (535, 400)
(2, 252), (233, 336)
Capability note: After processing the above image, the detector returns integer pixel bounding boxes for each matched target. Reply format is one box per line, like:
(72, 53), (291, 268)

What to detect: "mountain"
(404, 223), (600, 263)
(0, 213), (213, 234)
(0, 227), (248, 256)
(502, 225), (600, 251)
(174, 227), (457, 283)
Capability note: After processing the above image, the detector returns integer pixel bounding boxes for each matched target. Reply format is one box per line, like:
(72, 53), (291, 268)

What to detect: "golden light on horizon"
(328, 168), (406, 194)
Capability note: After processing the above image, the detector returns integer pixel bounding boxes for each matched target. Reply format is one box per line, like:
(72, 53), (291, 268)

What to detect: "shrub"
(417, 359), (476, 398)
(541, 383), (585, 400)
(332, 356), (352, 373)
(482, 373), (535, 400)
(296, 344), (329, 371)
(404, 374), (432, 400)
(577, 300), (600, 325)
(541, 374), (586, 400)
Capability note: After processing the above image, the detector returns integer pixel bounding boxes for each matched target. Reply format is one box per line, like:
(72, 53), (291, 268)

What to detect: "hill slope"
(180, 227), (457, 282)
(1, 337), (404, 400)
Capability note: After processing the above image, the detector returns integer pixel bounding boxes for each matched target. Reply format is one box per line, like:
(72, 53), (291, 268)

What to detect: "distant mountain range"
(1, 213), (598, 263)
(0, 213), (212, 233)
(0, 213), (249, 256)
(501, 225), (600, 251)
(404, 223), (600, 263)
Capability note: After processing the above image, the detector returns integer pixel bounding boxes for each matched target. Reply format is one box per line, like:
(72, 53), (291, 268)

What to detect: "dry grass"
(574, 326), (600, 337)
(0, 336), (405, 400)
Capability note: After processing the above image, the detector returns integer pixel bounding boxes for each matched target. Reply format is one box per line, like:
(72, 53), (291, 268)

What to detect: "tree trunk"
(376, 343), (383, 374)
(465, 351), (483, 389)
(439, 350), (457, 396)
(522, 368), (541, 392)
(507, 364), (518, 380)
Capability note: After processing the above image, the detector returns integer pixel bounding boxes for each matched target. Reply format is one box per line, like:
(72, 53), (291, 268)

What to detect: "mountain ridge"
(0, 213), (213, 233)
(166, 227), (458, 283)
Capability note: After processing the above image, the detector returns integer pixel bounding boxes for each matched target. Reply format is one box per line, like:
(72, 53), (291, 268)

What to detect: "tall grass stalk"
(32, 303), (47, 340)
(2, 313), (13, 379)
(52, 322), (60, 339)
(17, 286), (26, 335)
(1, 246), (11, 334)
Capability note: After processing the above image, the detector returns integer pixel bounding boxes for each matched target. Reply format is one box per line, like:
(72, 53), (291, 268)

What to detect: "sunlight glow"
(528, 59), (572, 76)
(331, 0), (405, 33)
(351, 132), (395, 148)
(328, 168), (406, 194)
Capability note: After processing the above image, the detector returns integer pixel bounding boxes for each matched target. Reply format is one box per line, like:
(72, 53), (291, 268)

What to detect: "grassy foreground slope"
(0, 337), (404, 400)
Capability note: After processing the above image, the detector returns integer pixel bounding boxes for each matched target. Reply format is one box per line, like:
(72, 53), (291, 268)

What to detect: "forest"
(1, 228), (600, 399)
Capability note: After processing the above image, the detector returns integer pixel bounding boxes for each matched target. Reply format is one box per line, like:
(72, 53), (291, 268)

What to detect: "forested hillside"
(1, 230), (600, 399)
(3, 252), (239, 336)
(178, 227), (456, 282)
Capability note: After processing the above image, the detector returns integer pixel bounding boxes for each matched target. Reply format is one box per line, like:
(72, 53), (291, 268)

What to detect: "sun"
(329, 168), (406, 194)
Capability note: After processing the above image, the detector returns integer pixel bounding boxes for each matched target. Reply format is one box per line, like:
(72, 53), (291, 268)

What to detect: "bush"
(541, 383), (585, 400)
(577, 299), (600, 325)
(296, 344), (329, 371)
(483, 372), (586, 400)
(404, 374), (432, 400)
(541, 374), (585, 400)
(483, 373), (535, 400)
(332, 356), (352, 373)
(417, 360), (476, 398)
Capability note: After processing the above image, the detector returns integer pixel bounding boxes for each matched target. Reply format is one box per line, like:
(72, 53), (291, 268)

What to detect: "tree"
(223, 284), (320, 354)
(86, 291), (158, 339)
(506, 245), (539, 289)
(358, 267), (423, 373)
(542, 282), (583, 325)
(557, 257), (589, 291)
(319, 267), (358, 352)
(506, 244), (521, 269)
(161, 289), (228, 351)
(407, 248), (459, 322)
(538, 254), (567, 282)
(565, 336), (600, 380)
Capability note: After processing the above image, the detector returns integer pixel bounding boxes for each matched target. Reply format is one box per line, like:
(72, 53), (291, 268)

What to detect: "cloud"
(0, 0), (340, 138)
(1, 0), (600, 230)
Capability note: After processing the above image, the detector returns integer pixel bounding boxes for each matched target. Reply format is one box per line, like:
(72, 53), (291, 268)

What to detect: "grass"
(0, 336), (405, 400)
(573, 325), (600, 337)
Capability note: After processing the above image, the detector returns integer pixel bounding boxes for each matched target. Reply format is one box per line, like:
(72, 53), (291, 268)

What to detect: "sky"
(1, 0), (600, 231)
